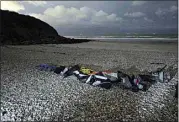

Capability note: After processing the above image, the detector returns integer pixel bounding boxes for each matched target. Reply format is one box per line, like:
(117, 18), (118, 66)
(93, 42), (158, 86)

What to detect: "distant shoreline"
(65, 36), (178, 43)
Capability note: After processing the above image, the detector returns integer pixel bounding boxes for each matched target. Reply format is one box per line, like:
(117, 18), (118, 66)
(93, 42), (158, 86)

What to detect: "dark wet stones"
(2, 111), (7, 116)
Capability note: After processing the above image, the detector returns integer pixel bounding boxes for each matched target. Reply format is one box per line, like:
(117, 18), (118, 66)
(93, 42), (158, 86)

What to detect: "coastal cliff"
(0, 10), (91, 45)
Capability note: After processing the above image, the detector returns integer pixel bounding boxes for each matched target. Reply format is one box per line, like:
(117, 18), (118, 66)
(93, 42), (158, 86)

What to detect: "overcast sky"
(1, 1), (178, 36)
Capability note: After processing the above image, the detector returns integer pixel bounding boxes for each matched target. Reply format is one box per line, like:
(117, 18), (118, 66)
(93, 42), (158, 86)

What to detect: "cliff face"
(0, 10), (91, 45)
(1, 10), (61, 45)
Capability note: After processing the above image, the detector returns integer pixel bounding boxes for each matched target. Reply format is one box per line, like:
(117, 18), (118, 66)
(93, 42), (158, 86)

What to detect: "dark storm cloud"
(1, 1), (178, 35)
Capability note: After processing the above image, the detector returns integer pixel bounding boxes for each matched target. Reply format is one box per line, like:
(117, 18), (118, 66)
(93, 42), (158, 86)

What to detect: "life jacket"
(80, 66), (95, 75)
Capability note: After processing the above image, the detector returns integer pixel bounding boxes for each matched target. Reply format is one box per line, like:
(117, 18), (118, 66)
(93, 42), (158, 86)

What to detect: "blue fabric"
(37, 64), (56, 71)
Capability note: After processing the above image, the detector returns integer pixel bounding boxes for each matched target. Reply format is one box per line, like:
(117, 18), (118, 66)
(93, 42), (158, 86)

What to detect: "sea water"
(64, 36), (178, 42)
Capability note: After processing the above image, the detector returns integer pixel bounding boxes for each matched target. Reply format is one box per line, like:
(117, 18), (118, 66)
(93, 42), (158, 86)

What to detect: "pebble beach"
(1, 40), (178, 121)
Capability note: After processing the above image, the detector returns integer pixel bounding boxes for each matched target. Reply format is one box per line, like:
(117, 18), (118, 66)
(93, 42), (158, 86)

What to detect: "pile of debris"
(36, 64), (178, 93)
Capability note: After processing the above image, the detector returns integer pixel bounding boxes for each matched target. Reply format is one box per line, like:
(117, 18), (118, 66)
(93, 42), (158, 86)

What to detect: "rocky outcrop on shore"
(0, 10), (91, 45)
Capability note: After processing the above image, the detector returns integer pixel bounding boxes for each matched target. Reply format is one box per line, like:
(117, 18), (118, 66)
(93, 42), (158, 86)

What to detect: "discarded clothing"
(104, 73), (119, 83)
(73, 70), (89, 82)
(36, 64), (56, 71)
(150, 64), (171, 83)
(36, 64), (175, 91)
(85, 74), (112, 89)
(54, 66), (66, 74)
(63, 65), (80, 78)
(117, 71), (151, 92)
(151, 70), (171, 83)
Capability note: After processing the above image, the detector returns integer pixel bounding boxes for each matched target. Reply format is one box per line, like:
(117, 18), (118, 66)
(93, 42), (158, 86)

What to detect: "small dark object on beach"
(54, 66), (66, 74)
(63, 65), (81, 78)
(2, 111), (7, 116)
(98, 82), (112, 89)
(150, 62), (165, 64)
(141, 84), (148, 91)
(95, 71), (105, 76)
(155, 65), (167, 73)
(70, 65), (81, 71)
(175, 83), (178, 98)
(138, 75), (156, 83)
(131, 86), (139, 92)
